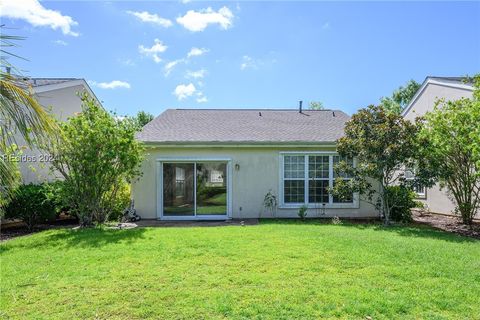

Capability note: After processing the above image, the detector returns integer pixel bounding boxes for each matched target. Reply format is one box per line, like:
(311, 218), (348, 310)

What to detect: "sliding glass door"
(162, 161), (228, 218)
(163, 163), (195, 216)
(196, 162), (227, 216)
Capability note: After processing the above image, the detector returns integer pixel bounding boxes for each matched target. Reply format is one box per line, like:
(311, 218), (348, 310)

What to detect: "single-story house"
(402, 76), (475, 216)
(16, 78), (101, 183)
(132, 108), (377, 220)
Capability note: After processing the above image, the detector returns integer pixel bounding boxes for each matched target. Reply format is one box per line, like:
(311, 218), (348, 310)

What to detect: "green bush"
(44, 180), (69, 216)
(385, 186), (419, 223)
(5, 183), (58, 231)
(107, 182), (131, 221)
(298, 204), (308, 220)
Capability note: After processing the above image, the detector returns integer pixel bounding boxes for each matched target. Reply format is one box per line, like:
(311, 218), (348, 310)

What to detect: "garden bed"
(412, 210), (480, 239)
(0, 215), (77, 242)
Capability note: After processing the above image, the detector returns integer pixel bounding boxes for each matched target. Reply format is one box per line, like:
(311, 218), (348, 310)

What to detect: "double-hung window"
(308, 155), (330, 203)
(405, 167), (426, 198)
(282, 153), (355, 207)
(283, 155), (306, 203)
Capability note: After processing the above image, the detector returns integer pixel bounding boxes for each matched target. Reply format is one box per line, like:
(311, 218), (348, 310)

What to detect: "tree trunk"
(380, 182), (390, 225)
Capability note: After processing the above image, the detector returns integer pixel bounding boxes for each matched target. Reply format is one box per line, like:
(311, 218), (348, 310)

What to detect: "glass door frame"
(156, 157), (232, 220)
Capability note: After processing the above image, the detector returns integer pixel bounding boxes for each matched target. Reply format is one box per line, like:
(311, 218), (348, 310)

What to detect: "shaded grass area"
(1, 220), (479, 319)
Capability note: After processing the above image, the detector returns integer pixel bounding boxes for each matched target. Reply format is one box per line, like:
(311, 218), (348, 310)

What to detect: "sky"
(1, 0), (479, 117)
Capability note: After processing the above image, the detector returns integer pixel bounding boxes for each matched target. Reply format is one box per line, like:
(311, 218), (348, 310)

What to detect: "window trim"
(156, 157), (233, 220)
(404, 167), (427, 199)
(279, 152), (359, 209)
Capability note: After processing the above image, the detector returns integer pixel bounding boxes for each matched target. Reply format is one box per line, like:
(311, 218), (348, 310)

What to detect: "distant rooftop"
(137, 109), (350, 144)
(26, 78), (81, 87)
(426, 76), (474, 86)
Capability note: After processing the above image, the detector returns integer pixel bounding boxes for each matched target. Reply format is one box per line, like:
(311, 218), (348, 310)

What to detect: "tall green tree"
(381, 80), (421, 114)
(0, 31), (56, 207)
(309, 101), (324, 110)
(332, 105), (422, 224)
(44, 94), (143, 225)
(417, 76), (480, 224)
(134, 110), (154, 129)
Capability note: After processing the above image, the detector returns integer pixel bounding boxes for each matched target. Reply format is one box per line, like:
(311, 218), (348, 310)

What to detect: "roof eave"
(139, 140), (338, 147)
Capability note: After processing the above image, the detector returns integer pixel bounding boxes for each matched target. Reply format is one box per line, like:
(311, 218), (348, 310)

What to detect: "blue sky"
(2, 1), (479, 116)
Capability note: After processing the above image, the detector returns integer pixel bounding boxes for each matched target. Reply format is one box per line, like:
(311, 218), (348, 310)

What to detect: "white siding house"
(402, 76), (474, 216)
(16, 78), (101, 184)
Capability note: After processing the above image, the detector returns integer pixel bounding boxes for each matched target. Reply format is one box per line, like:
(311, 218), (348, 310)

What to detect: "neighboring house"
(16, 78), (100, 184)
(402, 76), (474, 216)
(133, 108), (377, 220)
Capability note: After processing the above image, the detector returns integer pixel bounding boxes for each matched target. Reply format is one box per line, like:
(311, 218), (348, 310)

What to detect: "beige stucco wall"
(403, 82), (474, 216)
(131, 145), (378, 219)
(17, 85), (88, 184)
(404, 83), (472, 122)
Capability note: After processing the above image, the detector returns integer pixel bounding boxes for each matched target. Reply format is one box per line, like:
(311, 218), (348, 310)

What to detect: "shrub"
(42, 94), (143, 226)
(385, 186), (419, 223)
(262, 190), (277, 217)
(5, 183), (58, 231)
(298, 204), (308, 220)
(43, 180), (69, 217)
(107, 182), (131, 221)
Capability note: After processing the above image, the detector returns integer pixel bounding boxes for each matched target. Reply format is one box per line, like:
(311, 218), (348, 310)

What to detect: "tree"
(380, 80), (421, 114)
(417, 77), (480, 224)
(44, 93), (143, 225)
(134, 110), (154, 129)
(332, 105), (421, 224)
(309, 101), (324, 110)
(0, 30), (56, 207)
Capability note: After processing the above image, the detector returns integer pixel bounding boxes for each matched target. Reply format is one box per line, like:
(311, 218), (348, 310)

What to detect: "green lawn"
(1, 220), (479, 319)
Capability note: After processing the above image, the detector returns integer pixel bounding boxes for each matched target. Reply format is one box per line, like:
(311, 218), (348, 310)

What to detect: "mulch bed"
(412, 210), (480, 239)
(0, 218), (78, 242)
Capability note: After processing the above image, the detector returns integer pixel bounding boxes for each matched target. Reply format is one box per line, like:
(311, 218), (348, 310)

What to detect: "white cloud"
(240, 55), (257, 71)
(52, 39), (68, 46)
(0, 0), (79, 36)
(181, 0), (192, 3)
(163, 48), (208, 77)
(176, 6), (233, 32)
(91, 80), (131, 90)
(118, 58), (135, 67)
(196, 91), (208, 103)
(197, 96), (208, 103)
(187, 47), (209, 58)
(126, 10), (172, 27)
(185, 69), (207, 79)
(139, 39), (168, 63)
(164, 59), (185, 76)
(173, 83), (196, 100)
(240, 55), (277, 71)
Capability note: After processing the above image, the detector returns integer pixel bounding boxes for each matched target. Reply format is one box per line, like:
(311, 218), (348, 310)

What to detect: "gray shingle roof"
(137, 109), (350, 144)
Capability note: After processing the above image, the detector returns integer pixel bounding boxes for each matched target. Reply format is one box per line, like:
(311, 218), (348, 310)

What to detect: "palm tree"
(0, 29), (57, 206)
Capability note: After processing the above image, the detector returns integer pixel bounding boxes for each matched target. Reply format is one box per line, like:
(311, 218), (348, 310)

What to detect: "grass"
(1, 220), (479, 319)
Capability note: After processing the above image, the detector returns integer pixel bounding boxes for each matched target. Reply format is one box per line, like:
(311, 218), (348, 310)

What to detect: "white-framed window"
(280, 153), (356, 208)
(405, 167), (426, 198)
(283, 155), (306, 203)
